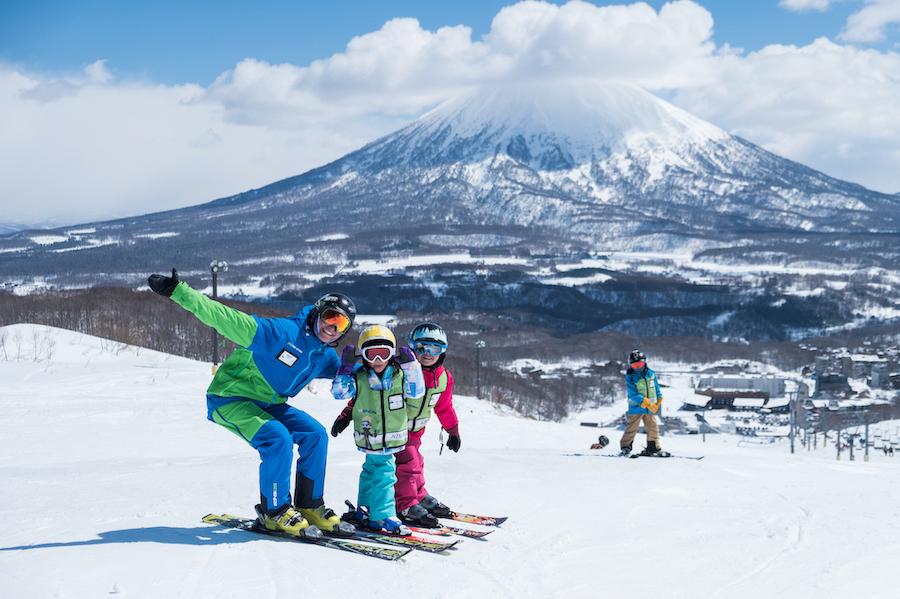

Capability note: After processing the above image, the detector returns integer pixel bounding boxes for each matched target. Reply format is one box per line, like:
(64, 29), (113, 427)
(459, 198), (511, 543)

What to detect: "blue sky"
(0, 0), (872, 85)
(1, 0), (898, 225)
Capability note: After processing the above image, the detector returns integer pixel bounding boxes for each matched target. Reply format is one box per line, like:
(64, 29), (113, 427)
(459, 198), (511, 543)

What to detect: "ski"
(407, 524), (493, 539)
(630, 452), (704, 460)
(445, 512), (507, 527)
(201, 513), (411, 561)
(346, 529), (459, 553)
(564, 452), (628, 458)
(565, 452), (703, 461)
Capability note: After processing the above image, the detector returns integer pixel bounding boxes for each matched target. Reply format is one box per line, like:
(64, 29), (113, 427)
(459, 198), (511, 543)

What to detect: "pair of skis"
(201, 507), (506, 560)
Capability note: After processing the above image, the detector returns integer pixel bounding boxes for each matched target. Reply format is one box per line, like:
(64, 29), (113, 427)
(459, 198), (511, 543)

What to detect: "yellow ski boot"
(300, 505), (355, 537)
(259, 505), (310, 537)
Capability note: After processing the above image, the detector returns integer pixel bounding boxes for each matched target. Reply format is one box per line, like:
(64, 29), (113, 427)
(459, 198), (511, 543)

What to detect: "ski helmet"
(408, 322), (448, 351)
(628, 349), (646, 364)
(314, 292), (356, 321)
(358, 325), (396, 363)
(312, 292), (356, 337)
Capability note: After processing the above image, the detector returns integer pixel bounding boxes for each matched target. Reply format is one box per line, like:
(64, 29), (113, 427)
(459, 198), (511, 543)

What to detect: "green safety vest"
(636, 371), (659, 401)
(406, 370), (448, 432)
(352, 369), (409, 452)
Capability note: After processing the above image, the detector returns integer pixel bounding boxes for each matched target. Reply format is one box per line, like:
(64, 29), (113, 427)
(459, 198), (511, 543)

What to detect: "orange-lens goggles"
(321, 309), (351, 333)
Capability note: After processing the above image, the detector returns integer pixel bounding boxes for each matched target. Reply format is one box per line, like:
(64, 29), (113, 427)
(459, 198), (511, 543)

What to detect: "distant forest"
(1, 287), (892, 421)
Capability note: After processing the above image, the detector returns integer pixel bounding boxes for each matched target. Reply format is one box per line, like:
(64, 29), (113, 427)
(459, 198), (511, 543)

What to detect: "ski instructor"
(147, 268), (356, 537)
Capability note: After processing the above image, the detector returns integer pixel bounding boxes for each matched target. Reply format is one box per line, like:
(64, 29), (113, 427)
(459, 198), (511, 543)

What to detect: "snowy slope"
(1, 324), (899, 599)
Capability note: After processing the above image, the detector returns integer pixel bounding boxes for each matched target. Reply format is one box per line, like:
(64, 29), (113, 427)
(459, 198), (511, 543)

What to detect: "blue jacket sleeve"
(319, 348), (340, 379)
(654, 377), (662, 400)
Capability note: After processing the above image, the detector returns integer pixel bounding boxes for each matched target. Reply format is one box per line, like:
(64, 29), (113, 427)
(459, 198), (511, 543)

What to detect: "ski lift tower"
(787, 381), (799, 454)
(210, 260), (228, 368)
(475, 339), (486, 399)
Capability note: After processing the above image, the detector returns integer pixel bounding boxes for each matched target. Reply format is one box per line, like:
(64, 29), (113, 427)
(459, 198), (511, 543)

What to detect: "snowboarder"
(619, 349), (663, 456)
(147, 268), (355, 537)
(330, 325), (425, 535)
(392, 322), (461, 528)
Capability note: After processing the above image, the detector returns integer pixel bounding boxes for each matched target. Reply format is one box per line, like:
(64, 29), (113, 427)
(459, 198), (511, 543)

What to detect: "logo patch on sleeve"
(276, 349), (298, 367)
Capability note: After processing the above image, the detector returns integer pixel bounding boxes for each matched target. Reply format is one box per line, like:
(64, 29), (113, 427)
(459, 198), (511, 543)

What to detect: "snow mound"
(0, 324), (898, 599)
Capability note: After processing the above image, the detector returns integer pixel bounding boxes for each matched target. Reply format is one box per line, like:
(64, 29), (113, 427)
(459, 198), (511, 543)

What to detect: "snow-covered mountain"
(209, 78), (900, 241)
(2, 80), (899, 339)
(2, 324), (898, 598)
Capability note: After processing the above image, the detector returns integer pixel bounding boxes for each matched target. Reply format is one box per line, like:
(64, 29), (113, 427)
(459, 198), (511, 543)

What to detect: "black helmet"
(628, 349), (646, 364)
(312, 292), (356, 335)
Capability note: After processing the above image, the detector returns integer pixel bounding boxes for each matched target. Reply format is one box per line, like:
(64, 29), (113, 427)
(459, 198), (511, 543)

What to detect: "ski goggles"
(414, 341), (447, 358)
(362, 345), (395, 363)
(320, 308), (351, 335)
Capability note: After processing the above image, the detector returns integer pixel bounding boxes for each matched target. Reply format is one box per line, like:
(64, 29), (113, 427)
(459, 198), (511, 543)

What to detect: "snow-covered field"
(1, 324), (899, 599)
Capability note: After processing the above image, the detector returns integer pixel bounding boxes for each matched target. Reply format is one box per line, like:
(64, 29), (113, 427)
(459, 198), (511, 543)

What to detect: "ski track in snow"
(1, 324), (900, 598)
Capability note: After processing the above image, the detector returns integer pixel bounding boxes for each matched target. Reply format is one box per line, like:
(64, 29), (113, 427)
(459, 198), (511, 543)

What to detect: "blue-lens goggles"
(414, 341), (446, 357)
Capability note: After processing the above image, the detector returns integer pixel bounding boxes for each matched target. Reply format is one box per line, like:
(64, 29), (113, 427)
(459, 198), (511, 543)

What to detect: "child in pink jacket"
(394, 322), (460, 527)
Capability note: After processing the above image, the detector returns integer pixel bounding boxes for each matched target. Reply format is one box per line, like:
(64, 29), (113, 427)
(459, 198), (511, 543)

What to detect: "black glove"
(447, 433), (461, 453)
(331, 403), (353, 437)
(148, 268), (180, 297)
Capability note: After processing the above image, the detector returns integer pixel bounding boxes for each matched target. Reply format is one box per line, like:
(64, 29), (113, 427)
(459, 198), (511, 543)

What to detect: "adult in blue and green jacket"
(147, 268), (355, 522)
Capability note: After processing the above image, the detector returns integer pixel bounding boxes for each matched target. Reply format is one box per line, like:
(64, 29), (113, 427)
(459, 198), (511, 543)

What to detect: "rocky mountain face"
(2, 80), (898, 340)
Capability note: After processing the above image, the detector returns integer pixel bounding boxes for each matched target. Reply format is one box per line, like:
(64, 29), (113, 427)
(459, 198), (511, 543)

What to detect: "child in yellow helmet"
(331, 324), (425, 534)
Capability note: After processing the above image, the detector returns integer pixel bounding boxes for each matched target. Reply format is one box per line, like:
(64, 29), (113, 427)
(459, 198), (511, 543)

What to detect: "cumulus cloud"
(779, 0), (832, 12)
(840, 0), (900, 42)
(673, 38), (900, 191)
(2, 0), (900, 226)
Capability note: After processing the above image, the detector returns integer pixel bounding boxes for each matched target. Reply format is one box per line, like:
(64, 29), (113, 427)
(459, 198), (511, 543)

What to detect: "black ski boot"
(399, 503), (441, 528)
(640, 441), (661, 456)
(420, 494), (453, 518)
(619, 445), (632, 457)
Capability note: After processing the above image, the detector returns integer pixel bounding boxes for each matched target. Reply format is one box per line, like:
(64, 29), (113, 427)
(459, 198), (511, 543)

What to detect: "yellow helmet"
(357, 325), (396, 363)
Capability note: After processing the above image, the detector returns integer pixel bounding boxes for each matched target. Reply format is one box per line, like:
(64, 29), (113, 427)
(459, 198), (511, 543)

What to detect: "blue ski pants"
(207, 395), (328, 513)
(358, 453), (397, 521)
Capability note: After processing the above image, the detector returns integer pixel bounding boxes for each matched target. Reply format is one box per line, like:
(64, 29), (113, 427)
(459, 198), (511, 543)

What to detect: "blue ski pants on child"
(358, 453), (397, 521)
(207, 395), (328, 513)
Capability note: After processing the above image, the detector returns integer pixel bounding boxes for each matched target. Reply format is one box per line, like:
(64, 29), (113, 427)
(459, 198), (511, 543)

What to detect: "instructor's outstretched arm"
(148, 268), (257, 348)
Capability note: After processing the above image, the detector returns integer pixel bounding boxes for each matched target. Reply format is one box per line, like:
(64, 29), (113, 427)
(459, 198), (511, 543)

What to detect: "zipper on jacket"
(286, 344), (324, 395)
(380, 385), (388, 449)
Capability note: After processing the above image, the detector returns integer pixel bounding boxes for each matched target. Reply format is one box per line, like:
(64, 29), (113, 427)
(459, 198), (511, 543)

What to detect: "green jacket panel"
(352, 368), (409, 452)
(207, 347), (281, 403)
(170, 282), (280, 402)
(170, 282), (257, 348)
(636, 374), (660, 401)
(406, 370), (448, 432)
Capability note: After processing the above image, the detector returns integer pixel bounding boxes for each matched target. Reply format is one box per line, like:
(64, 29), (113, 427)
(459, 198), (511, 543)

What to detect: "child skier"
(330, 324), (425, 534)
(619, 349), (663, 456)
(147, 268), (355, 537)
(394, 322), (461, 527)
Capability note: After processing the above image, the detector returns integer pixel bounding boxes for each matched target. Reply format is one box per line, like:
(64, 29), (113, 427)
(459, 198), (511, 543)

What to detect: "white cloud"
(2, 0), (900, 226)
(779, 0), (832, 12)
(672, 37), (900, 191)
(840, 0), (900, 42)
